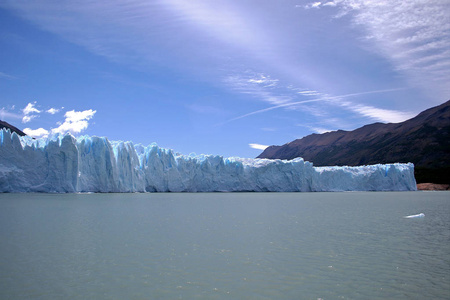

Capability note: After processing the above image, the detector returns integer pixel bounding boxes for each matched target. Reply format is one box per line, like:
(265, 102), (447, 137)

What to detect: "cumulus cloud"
(22, 102), (41, 115)
(46, 107), (60, 114)
(22, 102), (41, 123)
(13, 107), (96, 138)
(23, 127), (49, 139)
(22, 115), (37, 123)
(51, 109), (96, 135)
(249, 143), (269, 150)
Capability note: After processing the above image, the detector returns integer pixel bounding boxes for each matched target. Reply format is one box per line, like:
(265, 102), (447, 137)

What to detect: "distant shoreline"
(416, 183), (450, 191)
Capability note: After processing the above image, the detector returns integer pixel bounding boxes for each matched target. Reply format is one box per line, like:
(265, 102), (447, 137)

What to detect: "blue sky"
(0, 0), (449, 158)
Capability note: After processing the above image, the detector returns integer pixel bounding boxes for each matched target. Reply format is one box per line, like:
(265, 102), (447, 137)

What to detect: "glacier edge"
(0, 129), (417, 193)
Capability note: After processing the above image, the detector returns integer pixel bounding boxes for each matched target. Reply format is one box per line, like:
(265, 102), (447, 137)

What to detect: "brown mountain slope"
(0, 120), (27, 137)
(258, 100), (450, 184)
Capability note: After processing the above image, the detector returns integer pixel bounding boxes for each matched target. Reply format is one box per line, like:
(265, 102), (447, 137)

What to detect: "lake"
(0, 192), (449, 299)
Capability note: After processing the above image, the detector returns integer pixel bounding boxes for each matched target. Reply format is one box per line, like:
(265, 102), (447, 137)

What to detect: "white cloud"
(22, 102), (41, 115)
(339, 101), (415, 123)
(297, 90), (321, 96)
(5, 106), (96, 137)
(0, 1), (272, 72)
(0, 107), (22, 120)
(247, 74), (279, 87)
(0, 71), (17, 80)
(222, 98), (325, 125)
(305, 2), (322, 9)
(332, 0), (450, 99)
(65, 110), (96, 123)
(224, 73), (292, 106)
(23, 127), (49, 139)
(249, 143), (269, 150)
(21, 102), (41, 123)
(310, 127), (332, 134)
(222, 87), (408, 124)
(22, 115), (38, 124)
(302, 0), (449, 99)
(323, 2), (336, 7)
(51, 109), (96, 135)
(161, 1), (269, 56)
(46, 108), (60, 114)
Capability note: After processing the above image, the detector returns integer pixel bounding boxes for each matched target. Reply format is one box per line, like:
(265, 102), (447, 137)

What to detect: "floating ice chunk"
(404, 213), (425, 218)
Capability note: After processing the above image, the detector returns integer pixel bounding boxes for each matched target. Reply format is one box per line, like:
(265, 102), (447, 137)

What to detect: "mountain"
(0, 120), (26, 137)
(257, 100), (450, 184)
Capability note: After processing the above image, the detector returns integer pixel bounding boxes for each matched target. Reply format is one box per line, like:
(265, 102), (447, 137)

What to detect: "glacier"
(0, 129), (417, 193)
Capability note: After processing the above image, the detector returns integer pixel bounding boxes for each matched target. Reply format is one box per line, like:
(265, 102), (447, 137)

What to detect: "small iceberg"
(404, 213), (425, 218)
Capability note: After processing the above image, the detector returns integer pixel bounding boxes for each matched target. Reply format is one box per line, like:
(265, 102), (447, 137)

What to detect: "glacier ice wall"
(0, 129), (417, 193)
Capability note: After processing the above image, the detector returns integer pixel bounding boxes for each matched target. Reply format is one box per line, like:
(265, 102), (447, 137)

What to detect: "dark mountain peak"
(258, 100), (450, 184)
(0, 120), (26, 137)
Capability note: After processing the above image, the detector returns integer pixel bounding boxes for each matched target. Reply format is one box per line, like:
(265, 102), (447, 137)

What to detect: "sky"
(0, 0), (449, 158)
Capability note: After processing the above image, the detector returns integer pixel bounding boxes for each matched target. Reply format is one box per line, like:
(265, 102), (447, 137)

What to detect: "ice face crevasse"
(0, 129), (417, 193)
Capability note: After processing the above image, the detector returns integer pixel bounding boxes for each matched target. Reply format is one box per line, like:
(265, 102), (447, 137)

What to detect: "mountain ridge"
(0, 120), (26, 137)
(258, 100), (450, 184)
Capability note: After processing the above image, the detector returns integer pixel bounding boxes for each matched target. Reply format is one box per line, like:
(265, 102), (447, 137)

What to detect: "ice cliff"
(0, 129), (417, 193)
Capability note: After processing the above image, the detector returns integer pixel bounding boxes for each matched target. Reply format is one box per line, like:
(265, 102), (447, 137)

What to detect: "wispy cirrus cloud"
(0, 0), (319, 90)
(0, 106), (22, 121)
(247, 74), (279, 87)
(305, 0), (450, 99)
(296, 90), (321, 96)
(222, 87), (410, 125)
(0, 71), (17, 80)
(2, 0), (442, 156)
(221, 65), (411, 126)
(0, 0), (273, 72)
(224, 72), (292, 106)
(0, 1), (180, 66)
(338, 101), (415, 123)
(161, 1), (265, 49)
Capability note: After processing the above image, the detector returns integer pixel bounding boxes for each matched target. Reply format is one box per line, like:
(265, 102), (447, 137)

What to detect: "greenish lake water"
(1, 192), (449, 299)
